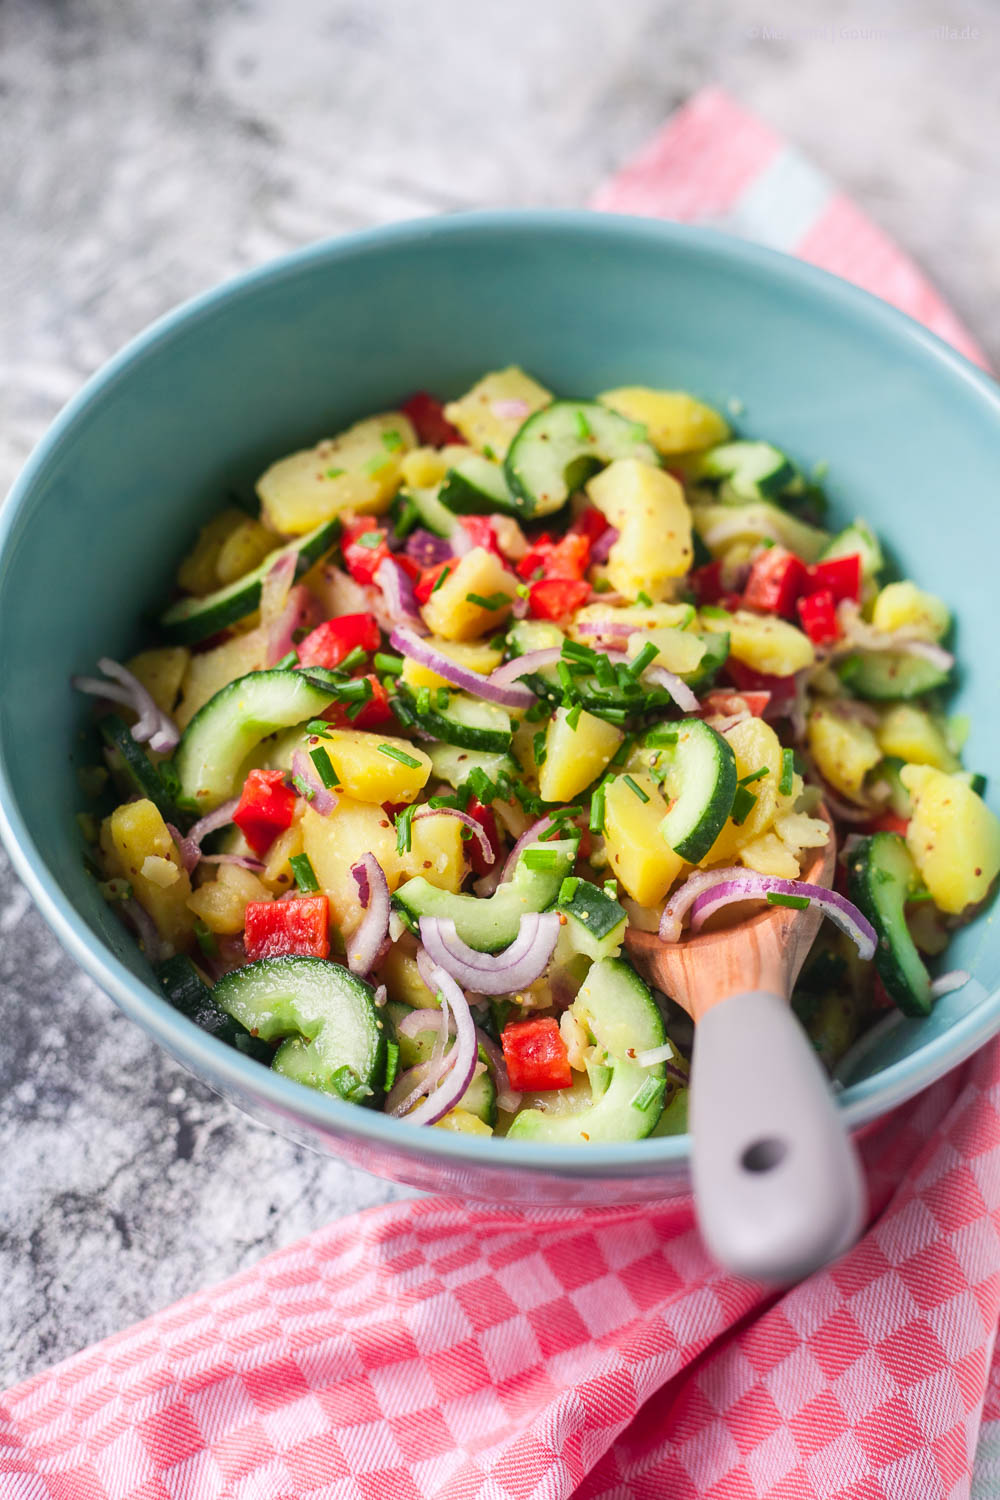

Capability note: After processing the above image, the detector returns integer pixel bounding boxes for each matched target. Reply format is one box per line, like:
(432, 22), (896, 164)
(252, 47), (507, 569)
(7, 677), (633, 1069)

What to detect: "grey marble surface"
(2, 0), (998, 1387)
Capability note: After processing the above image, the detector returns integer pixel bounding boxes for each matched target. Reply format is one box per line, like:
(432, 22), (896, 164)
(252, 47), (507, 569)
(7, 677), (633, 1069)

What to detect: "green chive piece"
(273, 650), (299, 670)
(382, 429), (404, 452)
(374, 652), (404, 676)
(574, 409), (594, 441)
(310, 746), (339, 789)
(594, 653), (616, 688)
(561, 638), (597, 664)
(391, 495), (419, 539)
(465, 591), (511, 611)
(289, 853), (320, 892)
(566, 703), (583, 731)
(395, 803), (417, 854)
(335, 677), (372, 703)
(628, 642), (660, 678)
(533, 730), (547, 767)
(325, 466), (346, 479)
(645, 726), (678, 748)
(766, 891), (811, 910)
(623, 774), (650, 803)
(431, 565), (452, 594)
(730, 785), (758, 825)
(435, 686), (450, 710)
(559, 875), (580, 904)
(557, 661), (575, 696)
(383, 1040), (400, 1092)
(306, 719), (333, 736)
(590, 782), (608, 834)
(739, 766), (769, 787)
(378, 743), (422, 769)
(194, 919), (218, 958)
(482, 444), (497, 461)
(340, 646), (369, 674)
(468, 767), (496, 803)
(353, 529), (385, 548)
(292, 774), (316, 802)
(522, 848), (559, 871)
(415, 686), (432, 715)
(779, 748), (795, 797)
(631, 1075), (664, 1112)
(636, 591), (653, 607)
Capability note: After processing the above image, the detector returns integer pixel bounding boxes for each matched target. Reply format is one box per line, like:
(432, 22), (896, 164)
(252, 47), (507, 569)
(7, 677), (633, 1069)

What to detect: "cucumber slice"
(507, 619), (566, 656)
(649, 1087), (689, 1136)
(402, 484), (463, 539)
(504, 401), (659, 518)
(393, 838), (578, 952)
(681, 630), (729, 694)
(394, 686), (512, 753)
(154, 954), (273, 1061)
(213, 955), (385, 1100)
(427, 743), (517, 791)
(174, 668), (336, 813)
(439, 455), (521, 517)
(847, 832), (932, 1016)
(878, 756), (913, 819)
(819, 519), (884, 581)
(692, 501), (830, 563)
(956, 770), (988, 797)
(159, 518), (340, 645)
(99, 714), (187, 823)
(690, 440), (797, 502)
(837, 651), (950, 700)
(556, 877), (627, 962)
(649, 718), (738, 862)
(506, 958), (666, 1143)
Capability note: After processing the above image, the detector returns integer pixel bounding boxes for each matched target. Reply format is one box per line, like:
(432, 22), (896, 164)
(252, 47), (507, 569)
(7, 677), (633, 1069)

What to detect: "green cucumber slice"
(392, 838), (578, 952)
(174, 668), (336, 813)
(439, 455), (521, 517)
(507, 619), (566, 656)
(402, 484), (463, 539)
(506, 958), (666, 1143)
(384, 1006), (497, 1125)
(690, 440), (797, 502)
(556, 877), (627, 962)
(847, 832), (932, 1016)
(154, 954), (273, 1062)
(99, 714), (187, 823)
(836, 651), (950, 700)
(650, 718), (738, 862)
(159, 518), (340, 645)
(504, 401), (659, 518)
(213, 955), (385, 1100)
(681, 630), (729, 693)
(394, 686), (512, 754)
(426, 743), (517, 791)
(819, 519), (884, 581)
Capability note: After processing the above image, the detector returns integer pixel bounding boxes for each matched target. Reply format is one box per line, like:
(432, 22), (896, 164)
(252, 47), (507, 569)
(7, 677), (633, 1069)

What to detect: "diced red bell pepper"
(863, 810), (910, 836)
(297, 612), (381, 670)
(809, 553), (861, 605)
(414, 559), (456, 605)
(517, 532), (590, 582)
(568, 504), (612, 548)
(527, 578), (591, 620)
(742, 547), (810, 618)
(797, 588), (840, 645)
(400, 390), (464, 448)
(690, 560), (741, 612)
(244, 896), (330, 961)
(872, 976), (895, 1011)
(342, 519), (392, 586)
(232, 769), (297, 856)
(699, 688), (772, 720)
(464, 796), (500, 877)
(725, 660), (798, 716)
(517, 533), (555, 581)
(458, 515), (503, 557)
(501, 1017), (573, 1091)
(321, 674), (394, 730)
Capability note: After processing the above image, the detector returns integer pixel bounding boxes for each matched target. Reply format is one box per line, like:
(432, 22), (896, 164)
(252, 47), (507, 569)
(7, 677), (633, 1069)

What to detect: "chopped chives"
(395, 803), (417, 854)
(610, 735), (634, 768)
(391, 495), (419, 539)
(310, 746), (339, 788)
(338, 646), (368, 674)
(465, 591), (511, 611)
(533, 730), (547, 767)
(574, 409), (594, 441)
(383, 1040), (400, 1092)
(635, 591), (653, 607)
(325, 466), (346, 479)
(273, 650), (299, 670)
(779, 748), (795, 796)
(561, 638), (596, 664)
(566, 703), (583, 731)
(623, 774), (649, 803)
(378, 743), (422, 769)
(594, 653), (616, 688)
(557, 661), (575, 696)
(766, 891), (810, 910)
(353, 529), (384, 548)
(644, 726), (678, 748)
(193, 919), (218, 958)
(431, 565), (452, 594)
(559, 876), (580, 903)
(374, 652), (403, 676)
(593, 706), (627, 724)
(739, 766), (769, 786)
(522, 848), (559, 871)
(483, 444), (497, 460)
(631, 1075), (663, 1111)
(335, 677), (372, 702)
(415, 687), (432, 714)
(603, 879), (618, 899)
(628, 641), (660, 678)
(589, 781), (608, 834)
(435, 687), (450, 710)
(489, 633), (507, 650)
(730, 785), (757, 825)
(306, 719), (333, 736)
(381, 429), (404, 451)
(292, 773), (316, 802)
(525, 699), (549, 722)
(289, 853), (319, 892)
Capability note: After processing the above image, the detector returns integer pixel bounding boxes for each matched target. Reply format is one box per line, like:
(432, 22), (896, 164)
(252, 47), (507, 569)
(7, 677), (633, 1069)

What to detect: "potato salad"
(73, 368), (1000, 1142)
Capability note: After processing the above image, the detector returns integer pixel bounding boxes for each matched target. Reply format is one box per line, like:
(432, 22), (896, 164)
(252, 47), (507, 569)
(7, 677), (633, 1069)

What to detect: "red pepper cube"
(501, 1017), (573, 1092)
(742, 547), (810, 618)
(342, 520), (392, 586)
(297, 613), (381, 670)
(244, 896), (330, 961)
(400, 390), (464, 448)
(527, 578), (591, 620)
(232, 768), (297, 856)
(797, 588), (840, 645)
(414, 559), (455, 604)
(321, 674), (394, 730)
(517, 533), (555, 581)
(543, 533), (590, 581)
(569, 504), (611, 548)
(690, 560), (726, 606)
(809, 553), (862, 605)
(464, 797), (500, 878)
(725, 660), (798, 716)
(458, 515), (503, 557)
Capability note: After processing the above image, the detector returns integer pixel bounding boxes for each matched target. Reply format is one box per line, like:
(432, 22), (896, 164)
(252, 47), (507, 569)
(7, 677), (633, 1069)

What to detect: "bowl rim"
(3, 206), (1000, 1178)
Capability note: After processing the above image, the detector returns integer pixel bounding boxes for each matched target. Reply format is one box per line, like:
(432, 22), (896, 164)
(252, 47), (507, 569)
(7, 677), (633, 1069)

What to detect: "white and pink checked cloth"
(4, 89), (1000, 1500)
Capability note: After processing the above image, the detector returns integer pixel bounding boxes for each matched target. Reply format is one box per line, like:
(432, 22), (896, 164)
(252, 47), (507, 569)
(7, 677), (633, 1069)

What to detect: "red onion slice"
(405, 529), (453, 568)
(589, 526), (620, 565)
(376, 557), (428, 633)
(198, 853), (266, 871)
(266, 583), (311, 666)
(390, 966), (479, 1126)
(574, 619), (633, 645)
(836, 601), (955, 670)
(472, 1026), (522, 1113)
(412, 805), (494, 867)
(73, 657), (180, 753)
(347, 854), (391, 975)
(658, 865), (751, 943)
(419, 911), (561, 993)
(689, 876), (876, 960)
(291, 750), (337, 817)
(389, 626), (533, 709)
(121, 898), (167, 963)
(397, 1007), (454, 1039)
(187, 798), (239, 847)
(166, 823), (201, 873)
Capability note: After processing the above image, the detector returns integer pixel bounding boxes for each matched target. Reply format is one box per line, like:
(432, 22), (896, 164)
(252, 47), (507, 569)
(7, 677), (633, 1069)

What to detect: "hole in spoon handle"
(690, 989), (865, 1283)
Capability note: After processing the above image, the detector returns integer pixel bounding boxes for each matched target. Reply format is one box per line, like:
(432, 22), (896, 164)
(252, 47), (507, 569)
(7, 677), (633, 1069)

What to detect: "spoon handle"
(689, 989), (866, 1283)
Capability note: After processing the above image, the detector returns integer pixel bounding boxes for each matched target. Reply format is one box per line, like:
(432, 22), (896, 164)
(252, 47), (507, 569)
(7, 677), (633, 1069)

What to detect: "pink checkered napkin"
(4, 89), (1000, 1500)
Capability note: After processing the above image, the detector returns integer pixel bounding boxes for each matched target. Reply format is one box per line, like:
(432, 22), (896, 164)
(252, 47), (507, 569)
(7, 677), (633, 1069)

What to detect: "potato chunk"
(598, 387), (729, 455)
(106, 799), (193, 950)
(420, 548), (519, 641)
(444, 367), (552, 458)
(323, 730), (432, 805)
(901, 765), (1000, 914)
(807, 705), (881, 800)
(257, 412), (415, 535)
(604, 772), (685, 906)
(587, 459), (693, 601)
(872, 581), (950, 641)
(539, 708), (622, 803)
(702, 609), (814, 676)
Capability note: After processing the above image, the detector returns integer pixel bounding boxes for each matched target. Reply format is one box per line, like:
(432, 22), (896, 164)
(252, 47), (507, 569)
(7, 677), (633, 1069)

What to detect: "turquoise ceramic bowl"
(2, 212), (999, 1204)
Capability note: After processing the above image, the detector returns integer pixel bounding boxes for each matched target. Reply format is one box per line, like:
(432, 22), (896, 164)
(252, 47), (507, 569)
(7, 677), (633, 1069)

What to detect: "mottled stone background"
(2, 0), (997, 1386)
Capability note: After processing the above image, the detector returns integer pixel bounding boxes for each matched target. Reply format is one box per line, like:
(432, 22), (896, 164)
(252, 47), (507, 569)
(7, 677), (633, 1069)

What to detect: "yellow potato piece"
(106, 799), (193, 950)
(587, 459), (693, 601)
(876, 704), (958, 773)
(187, 863), (272, 936)
(807, 705), (881, 800)
(420, 548), (519, 641)
(702, 609), (814, 676)
(872, 581), (950, 642)
(738, 830), (801, 879)
(323, 730), (432, 804)
(901, 765), (1000, 915)
(539, 708), (622, 803)
(175, 626), (268, 729)
(215, 518), (277, 586)
(176, 509), (247, 596)
(699, 717), (786, 866)
(444, 367), (552, 458)
(261, 822), (305, 896)
(435, 1109), (493, 1135)
(604, 771), (685, 906)
(302, 799), (399, 934)
(256, 412), (416, 535)
(598, 387), (730, 455)
(398, 813), (466, 893)
(626, 628), (705, 676)
(377, 942), (438, 1008)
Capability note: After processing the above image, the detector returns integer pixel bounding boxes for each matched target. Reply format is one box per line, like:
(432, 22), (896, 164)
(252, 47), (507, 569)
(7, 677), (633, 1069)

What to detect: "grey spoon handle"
(689, 989), (866, 1283)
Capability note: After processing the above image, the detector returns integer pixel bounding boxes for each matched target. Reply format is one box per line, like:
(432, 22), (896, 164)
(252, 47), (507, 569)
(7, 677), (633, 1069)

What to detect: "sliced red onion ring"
(500, 815), (569, 881)
(347, 854), (391, 975)
(574, 619), (632, 645)
(689, 876), (876, 960)
(187, 798), (239, 848)
(266, 583), (311, 666)
(419, 911), (561, 993)
(396, 1007), (454, 1039)
(590, 526), (620, 564)
(473, 1026), (521, 1113)
(376, 557), (427, 633)
(930, 969), (970, 999)
(405, 529), (453, 568)
(291, 750), (337, 817)
(658, 865), (752, 943)
(488, 646), (700, 713)
(836, 601), (955, 670)
(492, 397), (531, 420)
(390, 965), (478, 1126)
(198, 853), (266, 871)
(121, 898), (166, 963)
(73, 657), (180, 753)
(389, 626), (533, 710)
(166, 823), (201, 873)
(634, 1040), (689, 1077)
(412, 805), (493, 867)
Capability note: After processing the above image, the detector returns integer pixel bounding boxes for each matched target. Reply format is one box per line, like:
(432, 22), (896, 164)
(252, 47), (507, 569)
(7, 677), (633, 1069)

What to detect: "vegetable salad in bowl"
(73, 368), (1000, 1143)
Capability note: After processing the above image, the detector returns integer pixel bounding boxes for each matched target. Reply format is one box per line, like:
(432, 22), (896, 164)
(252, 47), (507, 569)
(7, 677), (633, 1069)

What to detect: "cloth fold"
(5, 88), (999, 1500)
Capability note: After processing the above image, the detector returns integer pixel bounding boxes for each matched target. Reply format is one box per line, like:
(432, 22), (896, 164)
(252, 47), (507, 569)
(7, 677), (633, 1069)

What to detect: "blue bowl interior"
(2, 212), (999, 1197)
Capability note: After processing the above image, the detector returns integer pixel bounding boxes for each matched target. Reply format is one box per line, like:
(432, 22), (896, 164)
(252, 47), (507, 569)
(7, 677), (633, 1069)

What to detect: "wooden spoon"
(626, 810), (865, 1283)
